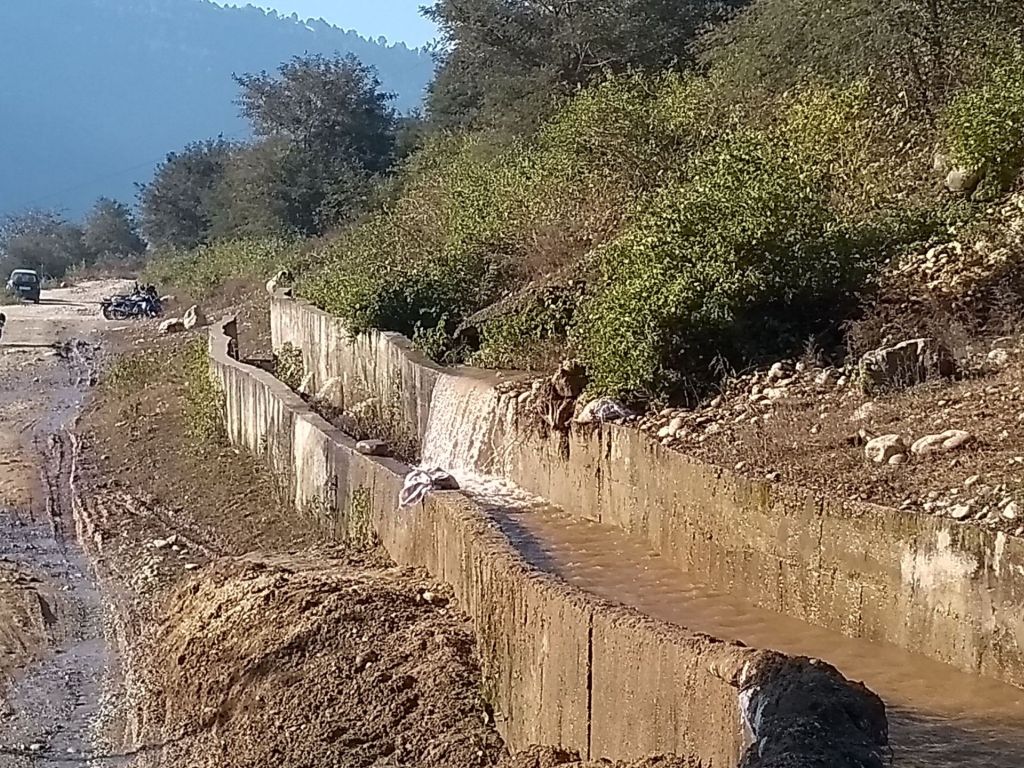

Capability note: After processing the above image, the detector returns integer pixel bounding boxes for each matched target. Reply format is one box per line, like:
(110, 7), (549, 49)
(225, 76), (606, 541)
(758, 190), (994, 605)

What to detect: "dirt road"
(0, 280), (130, 766)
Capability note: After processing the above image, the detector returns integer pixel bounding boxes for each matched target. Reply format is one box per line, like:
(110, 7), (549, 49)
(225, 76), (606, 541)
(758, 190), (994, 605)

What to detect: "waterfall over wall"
(421, 373), (540, 509)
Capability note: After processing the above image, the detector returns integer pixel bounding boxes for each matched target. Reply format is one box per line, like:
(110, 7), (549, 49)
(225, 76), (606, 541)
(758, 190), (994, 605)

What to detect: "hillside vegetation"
(56, 0), (1024, 404)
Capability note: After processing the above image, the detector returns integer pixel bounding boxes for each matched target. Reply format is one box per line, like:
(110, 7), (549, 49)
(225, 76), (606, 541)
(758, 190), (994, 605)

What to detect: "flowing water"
(421, 374), (1024, 767)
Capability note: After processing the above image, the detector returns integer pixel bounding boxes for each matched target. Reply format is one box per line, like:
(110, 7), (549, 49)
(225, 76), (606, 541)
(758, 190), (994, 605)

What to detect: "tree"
(0, 210), (90, 278)
(234, 54), (398, 234)
(82, 198), (146, 258)
(137, 139), (234, 249)
(208, 139), (294, 240)
(424, 0), (748, 132)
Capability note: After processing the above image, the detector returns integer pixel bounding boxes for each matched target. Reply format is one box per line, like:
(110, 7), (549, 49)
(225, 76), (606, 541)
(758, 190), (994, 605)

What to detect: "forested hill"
(0, 0), (435, 216)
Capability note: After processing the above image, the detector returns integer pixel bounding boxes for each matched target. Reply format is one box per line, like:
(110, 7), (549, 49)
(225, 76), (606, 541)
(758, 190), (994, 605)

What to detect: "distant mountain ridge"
(0, 0), (435, 216)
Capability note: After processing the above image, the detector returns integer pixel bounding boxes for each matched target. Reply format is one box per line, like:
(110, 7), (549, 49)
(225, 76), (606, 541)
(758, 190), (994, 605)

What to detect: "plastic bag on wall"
(399, 468), (460, 507)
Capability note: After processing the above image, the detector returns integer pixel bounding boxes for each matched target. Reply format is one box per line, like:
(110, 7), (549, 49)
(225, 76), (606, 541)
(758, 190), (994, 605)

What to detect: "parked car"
(5, 269), (41, 303)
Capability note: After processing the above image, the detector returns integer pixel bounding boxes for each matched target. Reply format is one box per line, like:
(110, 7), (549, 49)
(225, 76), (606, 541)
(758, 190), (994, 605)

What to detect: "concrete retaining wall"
(270, 294), (1024, 690)
(213, 318), (747, 764)
(213, 317), (886, 766)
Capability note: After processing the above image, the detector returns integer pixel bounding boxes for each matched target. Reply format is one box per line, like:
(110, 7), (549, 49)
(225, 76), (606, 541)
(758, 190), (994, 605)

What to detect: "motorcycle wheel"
(111, 307), (130, 321)
(102, 305), (114, 320)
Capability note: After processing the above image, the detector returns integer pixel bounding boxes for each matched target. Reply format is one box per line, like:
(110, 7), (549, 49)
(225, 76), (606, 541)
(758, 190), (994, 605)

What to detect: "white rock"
(184, 563), (200, 571)
(668, 416), (686, 436)
(988, 348), (1011, 366)
(767, 362), (787, 381)
(949, 503), (972, 520)
(266, 269), (292, 295)
(158, 318), (186, 334)
(888, 453), (907, 465)
(182, 304), (207, 330)
(815, 370), (836, 388)
(1003, 501), (1020, 521)
(575, 397), (632, 424)
(851, 402), (877, 422)
(865, 434), (907, 464)
(657, 425), (672, 440)
(911, 429), (974, 456)
(317, 377), (342, 401)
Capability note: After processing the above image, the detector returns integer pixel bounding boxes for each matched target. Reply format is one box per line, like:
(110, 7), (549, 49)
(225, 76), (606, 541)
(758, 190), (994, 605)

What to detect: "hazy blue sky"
(228, 2), (438, 46)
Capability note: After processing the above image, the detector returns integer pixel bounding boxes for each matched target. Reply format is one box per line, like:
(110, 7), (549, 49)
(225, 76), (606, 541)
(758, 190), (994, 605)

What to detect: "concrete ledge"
(270, 294), (1024, 690)
(210, 317), (888, 766)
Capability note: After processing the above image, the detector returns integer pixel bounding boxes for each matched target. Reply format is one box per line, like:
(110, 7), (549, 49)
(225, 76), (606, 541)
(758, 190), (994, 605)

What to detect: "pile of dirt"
(130, 555), (504, 768)
(737, 656), (888, 768)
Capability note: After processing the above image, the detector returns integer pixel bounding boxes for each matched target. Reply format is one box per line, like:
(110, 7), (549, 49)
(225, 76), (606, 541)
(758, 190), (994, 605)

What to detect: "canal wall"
(214, 316), (887, 766)
(270, 293), (1024, 690)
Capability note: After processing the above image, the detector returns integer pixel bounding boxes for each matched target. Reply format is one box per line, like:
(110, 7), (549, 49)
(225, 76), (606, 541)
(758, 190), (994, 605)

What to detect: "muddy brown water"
(421, 374), (1024, 767)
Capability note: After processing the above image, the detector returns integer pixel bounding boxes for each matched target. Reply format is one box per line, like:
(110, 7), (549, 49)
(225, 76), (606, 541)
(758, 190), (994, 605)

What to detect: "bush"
(942, 41), (1024, 192)
(183, 340), (225, 443)
(299, 134), (528, 339)
(570, 87), (920, 399)
(142, 236), (302, 298)
(298, 74), (731, 359)
(301, 78), (951, 395)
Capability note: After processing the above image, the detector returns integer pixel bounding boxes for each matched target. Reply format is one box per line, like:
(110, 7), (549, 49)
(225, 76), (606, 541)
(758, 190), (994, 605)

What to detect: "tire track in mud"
(0, 325), (121, 767)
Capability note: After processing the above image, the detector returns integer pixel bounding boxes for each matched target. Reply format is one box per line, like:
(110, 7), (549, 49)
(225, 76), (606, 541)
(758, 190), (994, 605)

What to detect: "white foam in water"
(421, 374), (544, 510)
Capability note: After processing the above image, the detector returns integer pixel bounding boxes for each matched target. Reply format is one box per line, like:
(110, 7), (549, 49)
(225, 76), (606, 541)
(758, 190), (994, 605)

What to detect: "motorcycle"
(101, 284), (162, 320)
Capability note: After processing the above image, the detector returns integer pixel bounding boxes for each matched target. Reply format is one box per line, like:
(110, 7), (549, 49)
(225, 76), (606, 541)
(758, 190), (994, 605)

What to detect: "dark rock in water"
(433, 474), (460, 491)
(738, 654), (888, 768)
(356, 439), (390, 456)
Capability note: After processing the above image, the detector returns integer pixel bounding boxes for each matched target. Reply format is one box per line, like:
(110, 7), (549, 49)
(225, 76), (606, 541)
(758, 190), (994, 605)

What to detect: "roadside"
(0, 280), (127, 765)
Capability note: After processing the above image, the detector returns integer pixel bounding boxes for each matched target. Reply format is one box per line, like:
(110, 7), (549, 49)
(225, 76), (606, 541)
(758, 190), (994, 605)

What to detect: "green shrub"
(142, 236), (302, 298)
(570, 87), (914, 398)
(942, 41), (1024, 191)
(299, 134), (527, 339)
(273, 342), (305, 391)
(183, 340), (226, 443)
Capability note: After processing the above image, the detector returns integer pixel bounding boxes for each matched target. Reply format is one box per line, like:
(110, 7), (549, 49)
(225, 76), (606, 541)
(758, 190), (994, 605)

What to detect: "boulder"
(577, 397), (630, 428)
(859, 338), (954, 392)
(864, 434), (907, 464)
(911, 429), (974, 457)
(265, 269), (293, 295)
(945, 166), (985, 195)
(182, 304), (207, 330)
(551, 359), (588, 399)
(356, 439), (389, 456)
(988, 348), (1011, 367)
(159, 318), (186, 334)
(316, 377), (342, 402)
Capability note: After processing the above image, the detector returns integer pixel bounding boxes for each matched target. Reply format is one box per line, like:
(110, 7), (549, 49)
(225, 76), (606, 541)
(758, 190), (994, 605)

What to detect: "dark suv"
(6, 269), (41, 303)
